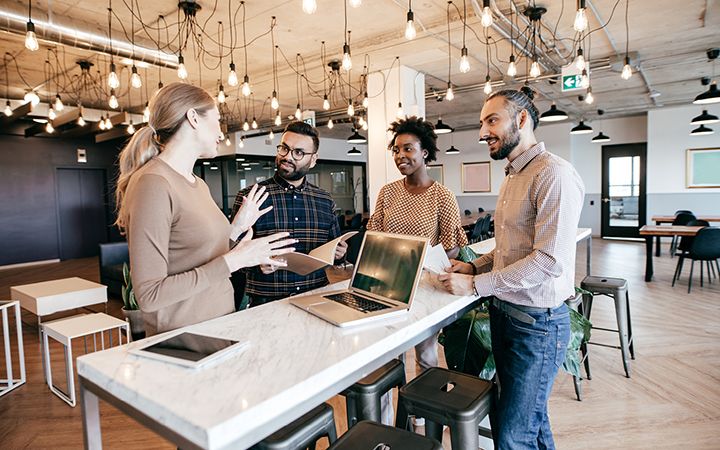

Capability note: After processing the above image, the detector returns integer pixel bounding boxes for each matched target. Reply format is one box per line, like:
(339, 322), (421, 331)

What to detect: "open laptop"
(290, 231), (428, 327)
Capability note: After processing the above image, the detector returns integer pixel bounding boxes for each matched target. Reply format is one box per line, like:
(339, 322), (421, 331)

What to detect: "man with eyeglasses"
(231, 121), (347, 308)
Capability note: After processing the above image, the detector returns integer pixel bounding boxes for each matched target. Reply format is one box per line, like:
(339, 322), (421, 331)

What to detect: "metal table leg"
(80, 379), (103, 449)
(645, 236), (654, 282)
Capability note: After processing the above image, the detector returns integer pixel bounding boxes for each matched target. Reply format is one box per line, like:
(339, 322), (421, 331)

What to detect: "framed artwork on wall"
(462, 162), (491, 192)
(427, 164), (444, 184)
(686, 148), (720, 188)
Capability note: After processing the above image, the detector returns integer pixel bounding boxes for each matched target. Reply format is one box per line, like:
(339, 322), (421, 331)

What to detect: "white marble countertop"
(469, 227), (592, 255)
(77, 274), (479, 449)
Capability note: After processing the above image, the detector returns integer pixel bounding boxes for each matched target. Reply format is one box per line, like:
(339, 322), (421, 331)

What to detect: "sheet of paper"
(282, 231), (358, 276)
(423, 243), (451, 274)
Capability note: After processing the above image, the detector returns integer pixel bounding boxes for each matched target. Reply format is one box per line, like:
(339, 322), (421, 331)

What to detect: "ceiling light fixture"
(177, 53), (188, 79)
(434, 118), (454, 134)
(275, 111), (282, 126)
(347, 128), (367, 143)
(3, 101), (11, 117)
(585, 87), (595, 104)
(574, 0), (588, 32)
(54, 94), (63, 111)
(24, 90), (40, 106)
(350, 0), (362, 7)
(127, 120), (135, 135)
(507, 54), (517, 77)
(45, 121), (54, 134)
(241, 2), (252, 96)
(690, 110), (719, 125)
(302, 0), (317, 14)
(480, 0), (493, 28)
(25, 0), (39, 51)
(690, 124), (714, 136)
(621, 0), (632, 80)
(694, 82), (720, 104)
(270, 17), (279, 109)
(405, 0), (416, 40)
(327, 118), (334, 129)
(445, 2), (454, 101)
(347, 146), (362, 156)
(109, 89), (119, 109)
(591, 131), (610, 142)
(539, 103), (568, 122)
(445, 145), (460, 154)
(570, 121), (593, 134)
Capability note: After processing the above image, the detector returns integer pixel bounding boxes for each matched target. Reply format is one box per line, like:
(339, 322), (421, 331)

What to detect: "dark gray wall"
(0, 134), (123, 266)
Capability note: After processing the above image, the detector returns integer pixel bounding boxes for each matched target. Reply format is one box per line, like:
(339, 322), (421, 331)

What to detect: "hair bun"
(520, 85), (535, 100)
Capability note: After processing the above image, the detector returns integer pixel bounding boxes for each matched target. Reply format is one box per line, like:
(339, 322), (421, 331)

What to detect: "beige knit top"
(124, 158), (234, 336)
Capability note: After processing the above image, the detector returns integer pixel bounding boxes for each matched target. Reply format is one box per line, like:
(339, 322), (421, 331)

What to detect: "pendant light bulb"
(225, 137), (231, 146)
(349, 0), (362, 7)
(177, 55), (188, 80)
(109, 90), (119, 109)
(251, 117), (258, 129)
(347, 100), (354, 117)
(4, 101), (12, 117)
(106, 117), (113, 130)
(241, 75), (251, 97)
(24, 91), (40, 106)
(127, 121), (135, 135)
(405, 10), (416, 40)
(302, 0), (317, 14)
(530, 60), (541, 78)
(45, 122), (54, 134)
(396, 102), (404, 118)
(507, 55), (517, 77)
(575, 49), (586, 71)
(217, 86), (226, 104)
(323, 95), (330, 110)
(342, 44), (352, 71)
(243, 119), (250, 131)
(108, 63), (120, 89)
(574, 6), (588, 32)
(228, 63), (238, 86)
(77, 112), (86, 127)
(459, 47), (470, 73)
(99, 116), (106, 130)
(239, 138), (245, 148)
(275, 112), (282, 126)
(327, 118), (334, 129)
(54, 94), (64, 111)
(143, 103), (150, 122)
(269, 130), (275, 140)
(621, 56), (632, 80)
(362, 121), (368, 131)
(130, 66), (142, 89)
(483, 76), (492, 95)
(481, 2), (493, 28)
(295, 104), (302, 120)
(271, 91), (279, 110)
(362, 92), (369, 108)
(446, 83), (454, 101)
(48, 107), (56, 121)
(25, 21), (39, 51)
(585, 88), (594, 104)
(580, 69), (590, 88)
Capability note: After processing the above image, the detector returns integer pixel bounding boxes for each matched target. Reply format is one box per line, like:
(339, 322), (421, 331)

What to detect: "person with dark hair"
(231, 121), (346, 307)
(439, 87), (584, 449)
(115, 82), (296, 336)
(367, 116), (467, 424)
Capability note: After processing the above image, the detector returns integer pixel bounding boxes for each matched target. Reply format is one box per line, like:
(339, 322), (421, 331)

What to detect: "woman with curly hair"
(367, 116), (467, 423)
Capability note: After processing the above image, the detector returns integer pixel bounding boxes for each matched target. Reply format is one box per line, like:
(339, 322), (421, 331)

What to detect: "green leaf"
(121, 262), (138, 310)
(457, 246), (479, 263)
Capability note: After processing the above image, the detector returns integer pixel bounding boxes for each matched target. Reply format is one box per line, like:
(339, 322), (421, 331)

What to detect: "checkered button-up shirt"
(231, 174), (341, 299)
(472, 142), (585, 308)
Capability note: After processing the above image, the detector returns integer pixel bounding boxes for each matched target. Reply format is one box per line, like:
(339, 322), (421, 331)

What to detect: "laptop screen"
(351, 233), (427, 304)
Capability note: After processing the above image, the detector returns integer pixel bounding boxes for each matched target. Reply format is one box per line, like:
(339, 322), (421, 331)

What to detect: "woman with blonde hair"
(116, 82), (296, 336)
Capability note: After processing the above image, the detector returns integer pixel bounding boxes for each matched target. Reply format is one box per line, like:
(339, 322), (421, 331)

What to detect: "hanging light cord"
(242, 1), (248, 77)
(624, 0), (629, 58)
(446, 1), (451, 83)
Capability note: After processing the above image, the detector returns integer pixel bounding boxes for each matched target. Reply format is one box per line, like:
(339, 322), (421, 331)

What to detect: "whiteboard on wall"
(686, 148), (720, 188)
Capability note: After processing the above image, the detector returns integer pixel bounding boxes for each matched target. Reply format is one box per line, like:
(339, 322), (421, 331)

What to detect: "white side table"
(42, 313), (129, 407)
(0, 301), (26, 397)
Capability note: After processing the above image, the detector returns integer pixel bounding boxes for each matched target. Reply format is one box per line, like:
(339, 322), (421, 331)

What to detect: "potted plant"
(121, 263), (145, 339)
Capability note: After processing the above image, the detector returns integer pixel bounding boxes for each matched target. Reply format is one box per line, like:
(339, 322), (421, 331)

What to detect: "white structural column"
(366, 65), (425, 212)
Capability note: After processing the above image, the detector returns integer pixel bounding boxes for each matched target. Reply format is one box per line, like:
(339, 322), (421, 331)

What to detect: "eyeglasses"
(276, 143), (317, 161)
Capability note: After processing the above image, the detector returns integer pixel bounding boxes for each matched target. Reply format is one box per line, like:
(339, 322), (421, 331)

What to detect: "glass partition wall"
(194, 155), (368, 219)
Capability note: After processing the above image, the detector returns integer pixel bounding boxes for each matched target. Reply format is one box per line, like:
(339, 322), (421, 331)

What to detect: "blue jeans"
(490, 299), (570, 450)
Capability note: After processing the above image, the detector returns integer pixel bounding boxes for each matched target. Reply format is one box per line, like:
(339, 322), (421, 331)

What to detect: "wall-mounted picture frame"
(427, 164), (444, 184)
(686, 147), (720, 188)
(462, 162), (491, 192)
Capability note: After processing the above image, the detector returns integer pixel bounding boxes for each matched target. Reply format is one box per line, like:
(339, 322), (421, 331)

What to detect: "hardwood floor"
(0, 239), (718, 449)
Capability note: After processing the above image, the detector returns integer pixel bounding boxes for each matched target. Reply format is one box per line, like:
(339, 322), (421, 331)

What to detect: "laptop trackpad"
(310, 301), (364, 317)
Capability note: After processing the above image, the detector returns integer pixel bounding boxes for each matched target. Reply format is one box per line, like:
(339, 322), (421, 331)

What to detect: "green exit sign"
(562, 74), (582, 91)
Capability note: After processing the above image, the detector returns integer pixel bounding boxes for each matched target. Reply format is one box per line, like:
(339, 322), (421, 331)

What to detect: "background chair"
(478, 207), (485, 213)
(464, 209), (472, 216)
(98, 242), (129, 298)
(670, 212), (697, 256)
(672, 227), (720, 293)
(348, 213), (363, 231)
(469, 214), (492, 243)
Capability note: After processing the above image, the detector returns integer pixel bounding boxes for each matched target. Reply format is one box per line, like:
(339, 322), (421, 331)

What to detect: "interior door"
(56, 168), (109, 259)
(601, 143), (647, 238)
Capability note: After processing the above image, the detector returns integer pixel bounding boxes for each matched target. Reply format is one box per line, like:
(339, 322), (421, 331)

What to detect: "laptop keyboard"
(325, 292), (391, 313)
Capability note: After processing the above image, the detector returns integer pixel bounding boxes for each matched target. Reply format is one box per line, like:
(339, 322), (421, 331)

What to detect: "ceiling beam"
(0, 102), (33, 128)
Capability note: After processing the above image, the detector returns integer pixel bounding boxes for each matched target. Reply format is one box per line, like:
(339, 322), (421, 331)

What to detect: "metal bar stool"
(396, 367), (494, 450)
(580, 276), (635, 378)
(340, 358), (405, 427)
(252, 403), (337, 450)
(328, 420), (442, 450)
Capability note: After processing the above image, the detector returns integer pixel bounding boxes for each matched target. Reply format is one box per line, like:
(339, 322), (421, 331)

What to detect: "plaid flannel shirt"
(231, 174), (341, 300)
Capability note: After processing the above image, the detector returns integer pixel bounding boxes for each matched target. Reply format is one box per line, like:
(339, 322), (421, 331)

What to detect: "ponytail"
(114, 126), (160, 231)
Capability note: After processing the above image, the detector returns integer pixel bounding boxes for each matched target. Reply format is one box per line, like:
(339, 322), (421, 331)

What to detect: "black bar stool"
(340, 359), (406, 427)
(580, 275), (635, 378)
(251, 403), (337, 450)
(328, 420), (442, 450)
(396, 367), (494, 450)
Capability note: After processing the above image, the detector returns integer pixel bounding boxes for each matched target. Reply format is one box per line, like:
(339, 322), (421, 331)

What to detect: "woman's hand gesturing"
(230, 184), (272, 240)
